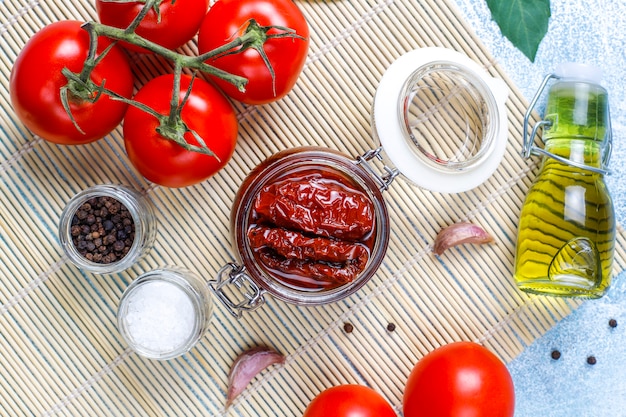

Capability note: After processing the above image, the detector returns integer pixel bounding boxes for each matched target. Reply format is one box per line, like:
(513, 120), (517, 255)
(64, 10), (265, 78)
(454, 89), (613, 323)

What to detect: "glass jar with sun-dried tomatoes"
(209, 47), (509, 317)
(210, 147), (391, 315)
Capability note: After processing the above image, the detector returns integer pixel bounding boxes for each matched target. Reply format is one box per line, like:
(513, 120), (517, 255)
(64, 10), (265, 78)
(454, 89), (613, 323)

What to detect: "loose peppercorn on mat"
(1, 1), (626, 416)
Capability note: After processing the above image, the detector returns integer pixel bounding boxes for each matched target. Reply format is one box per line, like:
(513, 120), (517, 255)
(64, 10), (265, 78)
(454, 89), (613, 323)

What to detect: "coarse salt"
(123, 280), (196, 354)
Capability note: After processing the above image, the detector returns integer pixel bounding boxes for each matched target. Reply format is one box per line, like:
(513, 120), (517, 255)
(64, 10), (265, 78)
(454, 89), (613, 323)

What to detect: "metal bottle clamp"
(208, 263), (266, 318)
(356, 147), (399, 192)
(522, 73), (612, 175)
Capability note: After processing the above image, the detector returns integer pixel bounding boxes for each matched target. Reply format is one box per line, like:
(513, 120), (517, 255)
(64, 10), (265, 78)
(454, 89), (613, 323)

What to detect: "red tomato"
(123, 74), (238, 188)
(9, 20), (133, 145)
(197, 0), (310, 104)
(96, 0), (210, 52)
(303, 385), (396, 417)
(404, 342), (515, 417)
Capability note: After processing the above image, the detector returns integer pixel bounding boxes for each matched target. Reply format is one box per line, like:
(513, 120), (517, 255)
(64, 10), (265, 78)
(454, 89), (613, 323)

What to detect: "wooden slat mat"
(1, 0), (625, 416)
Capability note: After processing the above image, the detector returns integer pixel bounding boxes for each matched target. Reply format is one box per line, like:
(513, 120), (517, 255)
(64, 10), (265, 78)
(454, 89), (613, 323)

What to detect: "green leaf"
(485, 0), (551, 62)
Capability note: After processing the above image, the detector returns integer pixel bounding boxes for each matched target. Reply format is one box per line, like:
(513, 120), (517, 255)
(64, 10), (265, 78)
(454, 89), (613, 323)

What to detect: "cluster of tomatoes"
(9, 0), (310, 187)
(304, 342), (515, 417)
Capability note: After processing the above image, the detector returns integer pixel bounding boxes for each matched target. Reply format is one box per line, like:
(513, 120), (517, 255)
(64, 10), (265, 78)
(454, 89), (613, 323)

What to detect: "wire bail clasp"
(209, 263), (266, 318)
(522, 73), (612, 175)
(356, 147), (399, 192)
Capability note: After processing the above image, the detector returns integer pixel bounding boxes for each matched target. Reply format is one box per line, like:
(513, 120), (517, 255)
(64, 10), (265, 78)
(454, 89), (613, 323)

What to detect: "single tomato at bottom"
(123, 74), (238, 188)
(303, 385), (396, 417)
(403, 341), (515, 417)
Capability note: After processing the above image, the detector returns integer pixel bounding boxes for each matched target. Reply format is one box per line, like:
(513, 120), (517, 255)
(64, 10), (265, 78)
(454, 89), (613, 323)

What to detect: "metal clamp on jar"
(210, 47), (510, 317)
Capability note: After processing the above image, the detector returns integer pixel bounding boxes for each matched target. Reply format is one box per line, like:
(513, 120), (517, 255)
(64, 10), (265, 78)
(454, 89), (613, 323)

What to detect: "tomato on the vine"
(403, 341), (515, 417)
(303, 385), (396, 417)
(123, 74), (238, 188)
(197, 0), (310, 105)
(9, 20), (133, 145)
(96, 0), (210, 52)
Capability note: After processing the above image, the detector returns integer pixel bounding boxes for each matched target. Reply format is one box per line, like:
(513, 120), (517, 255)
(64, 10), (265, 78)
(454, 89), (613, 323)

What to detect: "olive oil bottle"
(514, 64), (615, 298)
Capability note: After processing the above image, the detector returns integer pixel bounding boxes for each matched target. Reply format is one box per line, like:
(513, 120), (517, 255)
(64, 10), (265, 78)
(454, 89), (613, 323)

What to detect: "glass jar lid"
(373, 48), (509, 193)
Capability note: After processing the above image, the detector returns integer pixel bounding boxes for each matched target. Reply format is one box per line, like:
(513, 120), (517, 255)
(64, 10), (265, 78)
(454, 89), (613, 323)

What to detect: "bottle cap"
(555, 62), (603, 84)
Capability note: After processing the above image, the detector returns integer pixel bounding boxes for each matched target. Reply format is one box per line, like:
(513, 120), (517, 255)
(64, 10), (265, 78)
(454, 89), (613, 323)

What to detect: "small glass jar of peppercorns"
(59, 184), (157, 274)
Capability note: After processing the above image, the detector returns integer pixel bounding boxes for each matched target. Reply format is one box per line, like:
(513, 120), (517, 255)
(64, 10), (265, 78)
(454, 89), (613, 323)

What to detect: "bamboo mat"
(1, 0), (625, 416)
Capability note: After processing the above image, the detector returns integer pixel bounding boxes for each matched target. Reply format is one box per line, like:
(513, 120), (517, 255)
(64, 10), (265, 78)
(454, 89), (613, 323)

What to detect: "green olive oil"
(514, 80), (615, 298)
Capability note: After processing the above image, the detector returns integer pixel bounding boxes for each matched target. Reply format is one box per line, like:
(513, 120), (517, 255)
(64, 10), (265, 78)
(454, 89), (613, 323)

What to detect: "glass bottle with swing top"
(515, 63), (615, 298)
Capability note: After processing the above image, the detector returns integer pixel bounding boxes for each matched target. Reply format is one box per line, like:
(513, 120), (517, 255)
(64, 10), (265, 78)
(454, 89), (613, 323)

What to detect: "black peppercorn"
(386, 323), (396, 332)
(587, 356), (597, 365)
(343, 323), (354, 333)
(109, 202), (120, 215)
(609, 319), (618, 328)
(103, 219), (114, 232)
(71, 196), (135, 264)
(550, 350), (561, 360)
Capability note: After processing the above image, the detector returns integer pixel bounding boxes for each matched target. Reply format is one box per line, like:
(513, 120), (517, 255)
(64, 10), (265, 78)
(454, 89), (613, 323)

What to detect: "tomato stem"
(147, 64), (216, 157)
(81, 21), (249, 92)
(124, 0), (160, 34)
(197, 19), (306, 96)
(168, 63), (183, 127)
(60, 67), (111, 134)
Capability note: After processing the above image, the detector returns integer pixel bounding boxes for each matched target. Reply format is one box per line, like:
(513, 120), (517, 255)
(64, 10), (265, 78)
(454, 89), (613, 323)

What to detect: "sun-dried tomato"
(253, 172), (374, 241)
(249, 225), (369, 265)
(248, 169), (375, 290)
(256, 249), (366, 289)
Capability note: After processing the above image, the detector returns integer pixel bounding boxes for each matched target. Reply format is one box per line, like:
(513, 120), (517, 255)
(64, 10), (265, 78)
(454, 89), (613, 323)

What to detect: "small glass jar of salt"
(117, 267), (213, 360)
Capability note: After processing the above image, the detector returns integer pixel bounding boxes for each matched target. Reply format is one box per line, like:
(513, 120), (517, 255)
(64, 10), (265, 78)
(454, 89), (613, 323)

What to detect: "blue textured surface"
(451, 1), (626, 416)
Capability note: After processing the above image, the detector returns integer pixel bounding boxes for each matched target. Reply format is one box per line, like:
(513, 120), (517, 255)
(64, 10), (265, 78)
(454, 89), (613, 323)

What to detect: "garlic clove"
(227, 346), (285, 407)
(433, 222), (494, 255)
